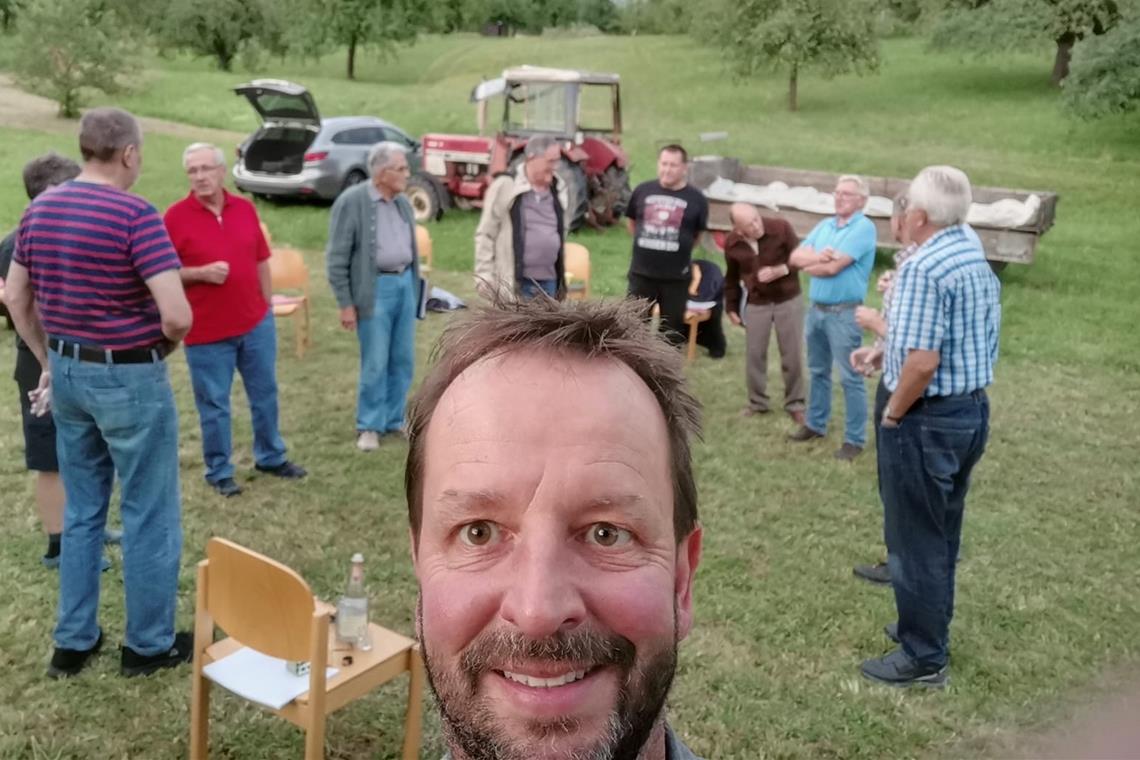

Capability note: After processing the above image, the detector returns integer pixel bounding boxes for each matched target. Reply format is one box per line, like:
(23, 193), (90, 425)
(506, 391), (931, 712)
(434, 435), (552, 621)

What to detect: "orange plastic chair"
(415, 225), (433, 275)
(268, 247), (311, 359)
(563, 242), (590, 300)
(190, 538), (424, 760)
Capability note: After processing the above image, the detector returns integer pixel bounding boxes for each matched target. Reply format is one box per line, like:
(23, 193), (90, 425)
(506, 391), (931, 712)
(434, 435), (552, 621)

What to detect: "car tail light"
(304, 151), (329, 163)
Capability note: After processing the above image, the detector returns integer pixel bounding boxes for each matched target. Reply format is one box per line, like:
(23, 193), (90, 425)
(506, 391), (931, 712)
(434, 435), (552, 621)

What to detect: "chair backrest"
(205, 538), (315, 662)
(269, 247), (309, 293)
(415, 225), (433, 269)
(564, 242), (590, 286)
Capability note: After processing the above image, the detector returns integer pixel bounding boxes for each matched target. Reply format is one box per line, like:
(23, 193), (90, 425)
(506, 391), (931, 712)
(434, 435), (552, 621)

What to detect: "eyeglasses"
(384, 165), (411, 174)
(833, 190), (862, 198)
(186, 165), (223, 176)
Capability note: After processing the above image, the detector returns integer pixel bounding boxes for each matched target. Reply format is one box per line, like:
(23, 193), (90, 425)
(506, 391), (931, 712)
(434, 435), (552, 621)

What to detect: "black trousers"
(628, 273), (689, 347)
(695, 303), (726, 358)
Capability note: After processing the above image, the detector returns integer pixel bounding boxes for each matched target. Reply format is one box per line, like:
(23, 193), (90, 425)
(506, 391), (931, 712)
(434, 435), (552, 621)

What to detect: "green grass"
(1, 33), (1139, 759)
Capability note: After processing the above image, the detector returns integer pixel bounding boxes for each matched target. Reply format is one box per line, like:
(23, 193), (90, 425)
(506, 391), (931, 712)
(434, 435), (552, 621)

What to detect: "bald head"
(730, 202), (764, 240)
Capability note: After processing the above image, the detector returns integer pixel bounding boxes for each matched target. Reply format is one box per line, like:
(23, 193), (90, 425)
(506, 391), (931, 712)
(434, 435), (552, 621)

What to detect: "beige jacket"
(473, 164), (569, 301)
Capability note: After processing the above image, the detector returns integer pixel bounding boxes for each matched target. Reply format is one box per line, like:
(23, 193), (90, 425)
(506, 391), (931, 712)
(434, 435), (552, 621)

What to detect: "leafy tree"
(11, 0), (133, 117)
(286, 0), (418, 80)
(929, 0), (1122, 86)
(711, 0), (880, 111)
(161, 0), (287, 72)
(0, 0), (23, 30)
(1063, 17), (1140, 118)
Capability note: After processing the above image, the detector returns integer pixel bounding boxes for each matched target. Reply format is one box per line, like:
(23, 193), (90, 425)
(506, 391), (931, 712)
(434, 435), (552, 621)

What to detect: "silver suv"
(232, 79), (422, 200)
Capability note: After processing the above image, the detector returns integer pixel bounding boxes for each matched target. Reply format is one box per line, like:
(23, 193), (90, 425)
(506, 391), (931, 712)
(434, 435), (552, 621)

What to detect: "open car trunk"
(242, 125), (317, 175)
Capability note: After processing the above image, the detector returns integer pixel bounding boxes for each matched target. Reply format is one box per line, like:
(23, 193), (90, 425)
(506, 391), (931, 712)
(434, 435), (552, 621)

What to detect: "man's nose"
(499, 535), (586, 639)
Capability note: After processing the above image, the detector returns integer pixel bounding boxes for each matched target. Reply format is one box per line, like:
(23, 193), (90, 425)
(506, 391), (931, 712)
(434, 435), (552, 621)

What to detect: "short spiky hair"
(404, 298), (702, 546)
(22, 152), (80, 200)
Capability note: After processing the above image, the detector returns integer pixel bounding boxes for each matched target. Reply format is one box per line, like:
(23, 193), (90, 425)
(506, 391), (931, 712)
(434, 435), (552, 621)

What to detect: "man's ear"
(674, 525), (703, 641)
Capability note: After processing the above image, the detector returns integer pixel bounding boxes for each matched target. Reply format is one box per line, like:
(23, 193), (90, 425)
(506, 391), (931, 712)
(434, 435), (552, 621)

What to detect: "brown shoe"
(787, 425), (824, 442)
(787, 409), (806, 426)
(739, 406), (769, 418)
(834, 443), (863, 461)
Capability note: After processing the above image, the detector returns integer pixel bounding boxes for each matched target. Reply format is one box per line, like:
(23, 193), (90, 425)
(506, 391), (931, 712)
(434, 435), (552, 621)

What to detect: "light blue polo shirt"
(803, 211), (877, 305)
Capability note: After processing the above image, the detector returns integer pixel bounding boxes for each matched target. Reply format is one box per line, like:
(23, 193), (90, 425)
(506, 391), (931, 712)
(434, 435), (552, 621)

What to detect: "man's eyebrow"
(437, 489), (507, 511)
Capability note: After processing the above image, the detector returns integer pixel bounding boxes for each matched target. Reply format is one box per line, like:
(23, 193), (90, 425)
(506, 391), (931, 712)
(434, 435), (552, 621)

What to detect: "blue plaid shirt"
(884, 224), (1001, 396)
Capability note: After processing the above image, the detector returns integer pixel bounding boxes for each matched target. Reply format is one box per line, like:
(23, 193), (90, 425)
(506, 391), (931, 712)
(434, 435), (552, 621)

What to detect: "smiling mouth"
(498, 667), (593, 689)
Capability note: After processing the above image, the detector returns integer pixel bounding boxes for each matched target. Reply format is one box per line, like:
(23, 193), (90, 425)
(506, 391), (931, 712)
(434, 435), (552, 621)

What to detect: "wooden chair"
(268, 247), (311, 359)
(190, 538), (424, 760)
(564, 242), (590, 300)
(683, 309), (712, 364)
(415, 224), (433, 275)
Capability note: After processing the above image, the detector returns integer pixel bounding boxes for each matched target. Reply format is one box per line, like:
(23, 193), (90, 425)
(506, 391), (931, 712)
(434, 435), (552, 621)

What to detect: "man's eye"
(584, 523), (632, 548)
(459, 521), (500, 547)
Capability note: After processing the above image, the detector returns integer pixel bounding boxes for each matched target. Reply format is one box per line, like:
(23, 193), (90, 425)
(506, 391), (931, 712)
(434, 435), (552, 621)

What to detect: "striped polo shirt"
(884, 224), (1002, 396)
(13, 181), (181, 350)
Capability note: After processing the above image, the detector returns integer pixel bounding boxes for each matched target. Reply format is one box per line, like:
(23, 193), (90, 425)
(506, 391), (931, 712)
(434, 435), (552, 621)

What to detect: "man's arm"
(179, 263), (230, 285)
(722, 244), (743, 323)
(145, 269), (192, 343)
(325, 193), (356, 309)
(473, 176), (507, 292)
(4, 261), (48, 367)
(257, 260), (272, 304)
(883, 349), (940, 422)
(800, 252), (855, 277)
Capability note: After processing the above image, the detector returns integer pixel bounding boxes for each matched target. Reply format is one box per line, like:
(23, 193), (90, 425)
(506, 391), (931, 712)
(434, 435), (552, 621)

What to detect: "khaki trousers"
(744, 295), (806, 413)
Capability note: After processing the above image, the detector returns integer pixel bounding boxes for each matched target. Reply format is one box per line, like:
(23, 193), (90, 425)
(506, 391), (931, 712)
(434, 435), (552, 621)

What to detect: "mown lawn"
(0, 33), (1138, 760)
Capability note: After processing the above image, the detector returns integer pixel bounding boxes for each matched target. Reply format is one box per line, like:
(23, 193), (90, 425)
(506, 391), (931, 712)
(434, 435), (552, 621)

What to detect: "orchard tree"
(287, 0), (418, 80)
(12, 0), (133, 117)
(929, 0), (1122, 86)
(714, 0), (879, 111)
(1063, 17), (1140, 118)
(161, 0), (287, 71)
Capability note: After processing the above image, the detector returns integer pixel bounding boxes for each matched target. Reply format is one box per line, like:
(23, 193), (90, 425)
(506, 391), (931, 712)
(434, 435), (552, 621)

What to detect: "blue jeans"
(49, 351), (182, 655)
(879, 390), (989, 668)
(805, 304), (868, 446)
(518, 278), (558, 299)
(184, 312), (287, 483)
(356, 270), (416, 433)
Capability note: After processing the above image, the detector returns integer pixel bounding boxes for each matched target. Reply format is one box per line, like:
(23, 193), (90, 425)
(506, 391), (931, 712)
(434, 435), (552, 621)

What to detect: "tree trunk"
(347, 35), (357, 80)
(788, 64), (798, 112)
(1051, 33), (1075, 87)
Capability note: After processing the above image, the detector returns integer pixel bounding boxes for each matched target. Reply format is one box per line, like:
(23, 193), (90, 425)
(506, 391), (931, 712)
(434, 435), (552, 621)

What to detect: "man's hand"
(339, 305), (357, 331)
(727, 311), (743, 327)
(849, 346), (883, 378)
(855, 305), (886, 335)
(818, 247), (837, 263)
(199, 261), (230, 285)
(28, 370), (52, 417)
(756, 264), (788, 284)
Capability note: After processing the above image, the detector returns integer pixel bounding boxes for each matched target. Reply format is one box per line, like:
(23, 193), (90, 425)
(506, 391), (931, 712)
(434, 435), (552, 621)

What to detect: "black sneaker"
(121, 631), (193, 677)
(255, 460), (308, 479)
(787, 425), (825, 442)
(853, 561), (891, 586)
(885, 622), (900, 644)
(47, 629), (104, 679)
(210, 478), (242, 497)
(861, 648), (947, 688)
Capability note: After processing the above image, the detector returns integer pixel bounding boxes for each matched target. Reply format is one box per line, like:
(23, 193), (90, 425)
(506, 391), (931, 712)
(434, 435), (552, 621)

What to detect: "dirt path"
(0, 75), (244, 144)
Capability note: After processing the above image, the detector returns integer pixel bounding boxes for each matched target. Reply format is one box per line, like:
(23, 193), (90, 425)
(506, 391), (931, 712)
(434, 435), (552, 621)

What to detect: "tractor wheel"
(406, 173), (442, 223)
(555, 159), (589, 232)
(589, 165), (633, 224)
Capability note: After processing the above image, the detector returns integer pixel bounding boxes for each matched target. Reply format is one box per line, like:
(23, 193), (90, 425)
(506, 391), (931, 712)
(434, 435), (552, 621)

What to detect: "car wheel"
(406, 173), (442, 223)
(341, 169), (368, 193)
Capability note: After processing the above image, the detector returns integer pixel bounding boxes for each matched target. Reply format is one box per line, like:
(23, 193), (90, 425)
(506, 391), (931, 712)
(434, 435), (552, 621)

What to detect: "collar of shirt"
(366, 183), (398, 204)
(834, 209), (867, 229)
(187, 188), (235, 216)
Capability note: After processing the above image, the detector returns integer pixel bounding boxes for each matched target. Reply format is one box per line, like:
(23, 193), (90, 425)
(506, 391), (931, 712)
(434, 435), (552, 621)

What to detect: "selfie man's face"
(414, 350), (701, 760)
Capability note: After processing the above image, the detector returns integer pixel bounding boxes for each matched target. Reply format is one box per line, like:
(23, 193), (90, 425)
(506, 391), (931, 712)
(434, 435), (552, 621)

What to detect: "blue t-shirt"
(802, 211), (877, 305)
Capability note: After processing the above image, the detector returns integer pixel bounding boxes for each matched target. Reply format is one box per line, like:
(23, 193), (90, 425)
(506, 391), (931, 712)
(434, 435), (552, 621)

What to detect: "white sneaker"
(356, 431), (380, 451)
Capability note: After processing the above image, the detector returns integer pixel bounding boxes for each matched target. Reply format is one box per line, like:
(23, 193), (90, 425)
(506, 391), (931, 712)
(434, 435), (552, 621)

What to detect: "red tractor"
(407, 66), (632, 231)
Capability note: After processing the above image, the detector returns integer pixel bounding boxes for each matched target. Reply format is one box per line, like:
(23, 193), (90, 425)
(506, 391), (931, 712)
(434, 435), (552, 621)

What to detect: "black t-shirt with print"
(626, 181), (709, 281)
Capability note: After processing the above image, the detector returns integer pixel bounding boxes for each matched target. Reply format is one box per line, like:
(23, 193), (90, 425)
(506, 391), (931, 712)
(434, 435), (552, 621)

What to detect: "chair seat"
(272, 294), (306, 306)
(684, 310), (712, 324)
(203, 621), (416, 718)
(273, 303), (303, 317)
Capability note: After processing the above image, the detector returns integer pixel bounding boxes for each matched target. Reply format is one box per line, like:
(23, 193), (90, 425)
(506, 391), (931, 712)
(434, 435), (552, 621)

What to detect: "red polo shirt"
(164, 190), (271, 346)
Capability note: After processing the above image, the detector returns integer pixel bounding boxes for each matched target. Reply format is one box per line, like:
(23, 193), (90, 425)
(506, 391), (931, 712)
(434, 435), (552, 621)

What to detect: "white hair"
(836, 174), (869, 196)
(182, 142), (225, 169)
(368, 141), (408, 173)
(907, 165), (972, 227)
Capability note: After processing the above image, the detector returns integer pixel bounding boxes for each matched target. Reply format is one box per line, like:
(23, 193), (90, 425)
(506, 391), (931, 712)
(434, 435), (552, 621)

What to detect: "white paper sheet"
(203, 646), (338, 710)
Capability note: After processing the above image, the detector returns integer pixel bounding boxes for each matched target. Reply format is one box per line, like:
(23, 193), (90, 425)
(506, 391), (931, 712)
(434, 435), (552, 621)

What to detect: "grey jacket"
(326, 182), (421, 320)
